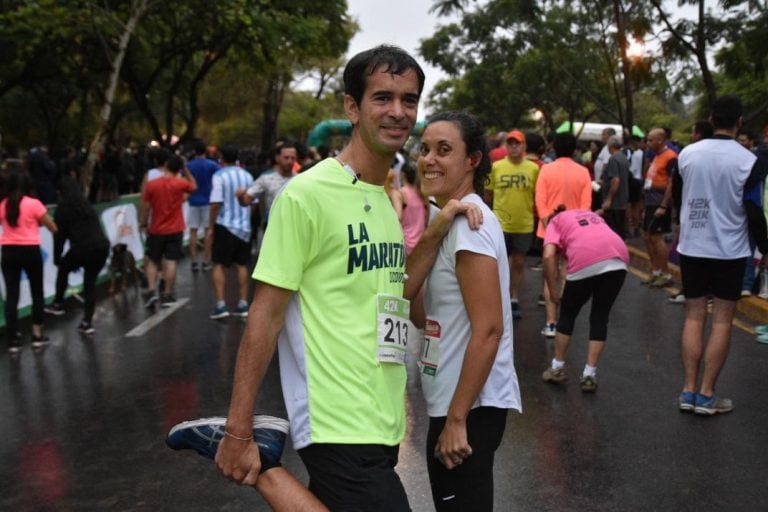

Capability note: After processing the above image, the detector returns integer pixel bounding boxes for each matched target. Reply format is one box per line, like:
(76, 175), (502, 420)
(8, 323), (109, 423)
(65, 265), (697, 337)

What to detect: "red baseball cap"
(506, 130), (525, 144)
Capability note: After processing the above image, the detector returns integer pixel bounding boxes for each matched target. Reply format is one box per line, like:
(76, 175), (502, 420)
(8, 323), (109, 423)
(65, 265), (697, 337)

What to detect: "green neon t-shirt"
(253, 158), (407, 449)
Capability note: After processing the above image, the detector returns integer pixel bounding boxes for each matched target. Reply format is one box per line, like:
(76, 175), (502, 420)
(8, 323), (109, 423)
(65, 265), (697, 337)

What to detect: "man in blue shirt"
(186, 140), (220, 271)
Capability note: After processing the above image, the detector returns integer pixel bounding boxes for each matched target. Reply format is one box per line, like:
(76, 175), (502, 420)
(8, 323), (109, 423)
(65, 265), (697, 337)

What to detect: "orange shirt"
(534, 157), (593, 238)
(647, 148), (677, 189)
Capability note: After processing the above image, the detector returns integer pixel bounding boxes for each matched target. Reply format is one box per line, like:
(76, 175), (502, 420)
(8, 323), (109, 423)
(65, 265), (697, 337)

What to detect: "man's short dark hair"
(553, 133), (577, 158)
(219, 144), (239, 164)
(274, 142), (296, 159)
(193, 140), (207, 156)
(343, 45), (425, 106)
(711, 95), (743, 130)
(525, 132), (546, 156)
(166, 154), (184, 173)
(151, 147), (170, 167)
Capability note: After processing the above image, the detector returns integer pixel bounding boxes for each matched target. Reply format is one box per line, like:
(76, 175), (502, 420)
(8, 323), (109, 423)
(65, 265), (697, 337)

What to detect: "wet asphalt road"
(2, 257), (767, 511)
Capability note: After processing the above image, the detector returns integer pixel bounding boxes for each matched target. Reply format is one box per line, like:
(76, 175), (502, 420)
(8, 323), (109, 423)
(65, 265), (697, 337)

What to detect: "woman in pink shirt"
(0, 165), (58, 352)
(399, 161), (428, 255)
(540, 207), (628, 392)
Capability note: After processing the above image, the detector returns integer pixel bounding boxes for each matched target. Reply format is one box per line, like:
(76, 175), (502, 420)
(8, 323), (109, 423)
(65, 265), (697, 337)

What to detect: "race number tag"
(419, 319), (441, 376)
(376, 294), (410, 365)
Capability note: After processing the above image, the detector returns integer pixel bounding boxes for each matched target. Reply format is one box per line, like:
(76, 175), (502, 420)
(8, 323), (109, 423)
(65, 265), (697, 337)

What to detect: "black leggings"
(557, 269), (626, 341)
(426, 407), (508, 512)
(55, 247), (109, 323)
(2, 245), (44, 337)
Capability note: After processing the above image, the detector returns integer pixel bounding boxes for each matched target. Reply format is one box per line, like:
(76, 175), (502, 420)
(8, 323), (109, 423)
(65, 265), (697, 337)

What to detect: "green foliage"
(0, 0), (353, 153)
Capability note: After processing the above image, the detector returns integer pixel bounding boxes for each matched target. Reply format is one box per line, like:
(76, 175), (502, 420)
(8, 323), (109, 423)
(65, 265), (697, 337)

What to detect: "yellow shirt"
(486, 158), (539, 233)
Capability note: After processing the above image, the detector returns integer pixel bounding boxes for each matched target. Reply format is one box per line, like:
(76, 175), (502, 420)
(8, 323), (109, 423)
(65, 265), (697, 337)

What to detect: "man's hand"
(215, 434), (263, 486)
(654, 206), (666, 218)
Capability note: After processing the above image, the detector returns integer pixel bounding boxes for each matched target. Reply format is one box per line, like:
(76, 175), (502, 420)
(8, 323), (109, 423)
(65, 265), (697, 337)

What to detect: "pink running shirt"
(544, 209), (629, 275)
(0, 196), (47, 245)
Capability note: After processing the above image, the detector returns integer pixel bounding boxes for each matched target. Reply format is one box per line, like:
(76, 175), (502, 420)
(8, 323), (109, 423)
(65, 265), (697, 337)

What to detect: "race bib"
(419, 319), (441, 376)
(376, 294), (409, 365)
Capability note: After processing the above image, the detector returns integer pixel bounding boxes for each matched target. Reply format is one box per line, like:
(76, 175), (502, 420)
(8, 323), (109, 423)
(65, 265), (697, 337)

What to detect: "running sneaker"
(191, 262), (199, 272)
(44, 302), (66, 316)
(202, 262), (213, 271)
(537, 294), (546, 307)
(649, 275), (674, 288)
(233, 303), (249, 318)
(741, 289), (752, 297)
(542, 366), (567, 383)
(77, 321), (95, 335)
(511, 301), (522, 320)
(144, 291), (159, 308)
(210, 304), (230, 320)
(694, 394), (733, 416)
(529, 260), (543, 271)
(166, 415), (289, 465)
(541, 322), (557, 338)
(757, 333), (768, 345)
(160, 293), (177, 308)
(580, 375), (598, 392)
(641, 274), (660, 285)
(755, 325), (768, 335)
(678, 391), (696, 412)
(667, 293), (685, 304)
(8, 333), (22, 354)
(31, 334), (50, 348)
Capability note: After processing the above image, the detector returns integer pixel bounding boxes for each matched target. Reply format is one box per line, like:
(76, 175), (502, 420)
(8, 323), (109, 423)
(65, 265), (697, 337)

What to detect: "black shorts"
(643, 206), (671, 234)
(297, 443), (410, 512)
(628, 177), (642, 203)
(680, 254), (745, 301)
(211, 224), (250, 267)
(146, 232), (184, 262)
(503, 232), (533, 255)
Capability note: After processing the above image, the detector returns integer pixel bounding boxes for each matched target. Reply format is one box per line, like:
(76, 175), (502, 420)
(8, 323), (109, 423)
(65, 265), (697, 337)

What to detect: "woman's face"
(417, 121), (476, 205)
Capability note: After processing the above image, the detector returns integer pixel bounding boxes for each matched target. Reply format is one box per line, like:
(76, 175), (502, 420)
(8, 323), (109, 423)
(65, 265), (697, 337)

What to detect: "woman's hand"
(434, 418), (473, 470)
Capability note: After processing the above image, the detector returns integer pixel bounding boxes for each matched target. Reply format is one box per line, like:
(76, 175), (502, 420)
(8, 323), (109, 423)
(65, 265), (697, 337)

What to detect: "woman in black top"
(47, 176), (110, 334)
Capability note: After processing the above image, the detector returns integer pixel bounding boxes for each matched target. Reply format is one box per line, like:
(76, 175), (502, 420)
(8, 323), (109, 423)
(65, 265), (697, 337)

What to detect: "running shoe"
(166, 415), (289, 465)
(537, 294), (546, 307)
(202, 262), (213, 271)
(649, 275), (674, 288)
(233, 303), (249, 318)
(667, 293), (685, 304)
(641, 274), (660, 285)
(78, 321), (95, 335)
(542, 366), (567, 383)
(755, 325), (768, 335)
(191, 262), (199, 272)
(144, 291), (159, 308)
(8, 333), (22, 354)
(160, 294), (177, 308)
(210, 304), (230, 320)
(44, 302), (66, 316)
(757, 333), (768, 345)
(693, 394), (733, 416)
(540, 322), (557, 338)
(678, 391), (696, 412)
(529, 260), (543, 271)
(511, 301), (522, 320)
(741, 289), (752, 297)
(31, 334), (50, 349)
(580, 375), (598, 392)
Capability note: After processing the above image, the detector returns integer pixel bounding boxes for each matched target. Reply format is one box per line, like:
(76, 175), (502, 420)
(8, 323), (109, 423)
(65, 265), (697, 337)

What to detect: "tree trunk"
(260, 73), (288, 151)
(613, 0), (634, 137)
(82, 0), (150, 194)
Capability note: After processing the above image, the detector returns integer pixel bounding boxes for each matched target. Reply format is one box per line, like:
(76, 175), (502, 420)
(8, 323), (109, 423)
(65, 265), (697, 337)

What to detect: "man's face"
(506, 139), (525, 161)
(737, 134), (753, 150)
(275, 147), (297, 174)
(601, 129), (612, 143)
(647, 131), (665, 153)
(345, 68), (420, 156)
